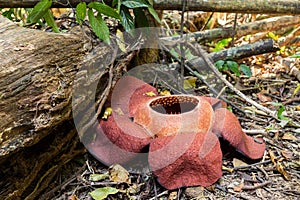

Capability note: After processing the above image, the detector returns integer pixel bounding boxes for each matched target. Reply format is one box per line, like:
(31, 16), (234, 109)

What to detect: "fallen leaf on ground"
(168, 191), (177, 200)
(282, 133), (297, 141)
(281, 150), (294, 160)
(68, 195), (79, 200)
(89, 173), (109, 182)
(184, 186), (204, 198)
(184, 77), (197, 89)
(222, 165), (234, 173)
(159, 90), (171, 96)
(269, 150), (290, 180)
(109, 164), (131, 184)
(102, 107), (112, 119)
(233, 182), (244, 192)
(89, 187), (119, 200)
(145, 91), (157, 97)
(233, 158), (248, 168)
(126, 183), (143, 194)
(256, 90), (272, 102)
(276, 162), (291, 180)
(269, 150), (277, 164)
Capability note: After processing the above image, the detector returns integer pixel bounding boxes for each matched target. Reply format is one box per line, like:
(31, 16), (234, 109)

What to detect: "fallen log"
(1, 0), (300, 15)
(0, 15), (112, 199)
(161, 16), (300, 44)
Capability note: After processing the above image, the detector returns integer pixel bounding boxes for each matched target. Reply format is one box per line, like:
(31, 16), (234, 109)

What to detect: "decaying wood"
(210, 39), (279, 62)
(0, 15), (113, 199)
(161, 16), (300, 44)
(1, 0), (300, 15)
(0, 16), (84, 159)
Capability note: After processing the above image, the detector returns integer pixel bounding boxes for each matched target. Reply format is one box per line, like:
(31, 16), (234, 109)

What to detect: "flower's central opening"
(150, 96), (199, 114)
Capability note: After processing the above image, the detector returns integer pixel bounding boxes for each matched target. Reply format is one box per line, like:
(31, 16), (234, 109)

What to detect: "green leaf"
(88, 2), (121, 20)
(290, 52), (300, 58)
(112, 0), (122, 12)
(89, 187), (119, 200)
(133, 8), (149, 28)
(240, 64), (252, 77)
(121, 0), (148, 8)
(147, 5), (161, 24)
(120, 6), (135, 33)
(214, 60), (225, 70)
(2, 8), (14, 20)
(89, 173), (109, 181)
(76, 2), (87, 25)
(266, 32), (279, 40)
(169, 48), (180, 59)
(213, 38), (231, 52)
(226, 61), (240, 76)
(184, 48), (196, 60)
(277, 104), (286, 120)
(88, 9), (110, 44)
(28, 0), (52, 23)
(43, 9), (59, 33)
(147, 0), (154, 6)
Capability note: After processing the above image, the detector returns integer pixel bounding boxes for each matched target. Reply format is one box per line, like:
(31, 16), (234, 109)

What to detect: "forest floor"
(8, 9), (300, 200)
(43, 11), (300, 200)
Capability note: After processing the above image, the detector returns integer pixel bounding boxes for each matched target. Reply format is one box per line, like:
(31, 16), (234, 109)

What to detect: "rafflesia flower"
(87, 76), (266, 190)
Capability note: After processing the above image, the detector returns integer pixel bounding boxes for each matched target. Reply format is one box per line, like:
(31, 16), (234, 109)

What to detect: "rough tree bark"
(0, 0), (300, 14)
(0, 15), (112, 199)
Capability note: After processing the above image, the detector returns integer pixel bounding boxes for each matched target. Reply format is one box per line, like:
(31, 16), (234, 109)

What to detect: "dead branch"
(161, 16), (300, 44)
(242, 181), (272, 190)
(189, 47), (278, 119)
(210, 39), (279, 61)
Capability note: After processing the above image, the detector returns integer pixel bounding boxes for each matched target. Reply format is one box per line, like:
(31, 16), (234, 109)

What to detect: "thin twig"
(149, 191), (168, 200)
(194, 47), (278, 119)
(242, 180), (272, 190)
(229, 13), (238, 47)
(233, 160), (271, 170)
(201, 12), (214, 31)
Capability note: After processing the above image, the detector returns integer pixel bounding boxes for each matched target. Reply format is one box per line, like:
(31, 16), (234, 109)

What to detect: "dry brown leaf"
(184, 186), (204, 198)
(159, 90), (171, 96)
(205, 184), (216, 192)
(233, 158), (248, 168)
(127, 183), (142, 194)
(168, 191), (178, 200)
(68, 195), (79, 200)
(109, 164), (131, 184)
(268, 150), (277, 164)
(282, 133), (297, 141)
(102, 107), (112, 119)
(276, 162), (291, 180)
(256, 90), (272, 102)
(281, 150), (294, 160)
(269, 150), (290, 180)
(222, 165), (234, 173)
(233, 182), (244, 192)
